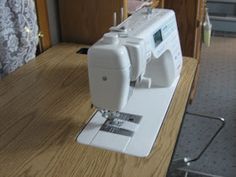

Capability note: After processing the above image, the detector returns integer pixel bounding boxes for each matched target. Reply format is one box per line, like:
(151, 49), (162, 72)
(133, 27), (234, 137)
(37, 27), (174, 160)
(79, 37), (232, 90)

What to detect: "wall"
(208, 2), (236, 16)
(208, 2), (236, 32)
(46, 0), (60, 45)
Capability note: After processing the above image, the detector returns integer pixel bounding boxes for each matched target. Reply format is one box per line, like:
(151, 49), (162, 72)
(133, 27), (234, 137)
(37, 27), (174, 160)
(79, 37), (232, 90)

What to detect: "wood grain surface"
(58, 0), (163, 45)
(165, 0), (203, 59)
(152, 0), (165, 8)
(58, 0), (125, 44)
(0, 44), (197, 177)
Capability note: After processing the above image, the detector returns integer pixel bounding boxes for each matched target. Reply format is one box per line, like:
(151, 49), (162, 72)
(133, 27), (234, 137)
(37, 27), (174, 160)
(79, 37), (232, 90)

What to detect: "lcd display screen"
(153, 30), (163, 47)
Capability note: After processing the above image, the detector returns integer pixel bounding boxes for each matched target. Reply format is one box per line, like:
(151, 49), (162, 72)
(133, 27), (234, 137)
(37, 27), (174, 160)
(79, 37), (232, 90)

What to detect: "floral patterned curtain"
(0, 0), (38, 78)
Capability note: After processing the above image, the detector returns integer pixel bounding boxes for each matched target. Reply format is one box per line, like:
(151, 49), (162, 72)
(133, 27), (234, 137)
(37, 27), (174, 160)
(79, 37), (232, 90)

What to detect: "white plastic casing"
(88, 34), (131, 111)
(116, 8), (182, 87)
(88, 8), (182, 111)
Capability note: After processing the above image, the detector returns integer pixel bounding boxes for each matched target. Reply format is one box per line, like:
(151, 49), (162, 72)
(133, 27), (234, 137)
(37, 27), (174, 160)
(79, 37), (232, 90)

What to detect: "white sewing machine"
(77, 8), (182, 157)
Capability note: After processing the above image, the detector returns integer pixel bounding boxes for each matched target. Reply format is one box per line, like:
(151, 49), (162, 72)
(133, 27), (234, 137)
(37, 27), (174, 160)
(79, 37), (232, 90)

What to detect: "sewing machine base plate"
(77, 77), (179, 157)
(100, 112), (142, 137)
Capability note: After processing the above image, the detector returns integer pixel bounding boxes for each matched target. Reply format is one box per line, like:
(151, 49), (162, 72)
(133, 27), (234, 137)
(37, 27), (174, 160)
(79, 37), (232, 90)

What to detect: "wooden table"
(0, 43), (197, 177)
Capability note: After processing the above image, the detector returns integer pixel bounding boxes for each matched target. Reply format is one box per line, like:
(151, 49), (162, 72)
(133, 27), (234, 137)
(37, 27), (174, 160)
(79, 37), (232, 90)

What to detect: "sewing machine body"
(77, 8), (182, 157)
(88, 8), (182, 111)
